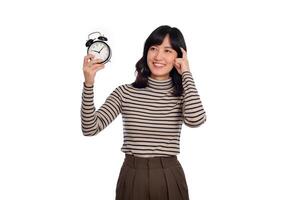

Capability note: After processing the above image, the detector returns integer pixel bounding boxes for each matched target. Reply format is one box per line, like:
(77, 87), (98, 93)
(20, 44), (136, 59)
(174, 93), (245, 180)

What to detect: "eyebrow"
(152, 45), (174, 50)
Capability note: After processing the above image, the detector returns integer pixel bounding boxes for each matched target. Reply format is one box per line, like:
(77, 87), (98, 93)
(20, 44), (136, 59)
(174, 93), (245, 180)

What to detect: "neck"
(150, 74), (170, 81)
(147, 76), (173, 91)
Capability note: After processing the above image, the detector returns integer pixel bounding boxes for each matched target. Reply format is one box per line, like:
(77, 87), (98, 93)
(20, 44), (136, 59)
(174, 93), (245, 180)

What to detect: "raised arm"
(81, 83), (122, 136)
(181, 71), (207, 127)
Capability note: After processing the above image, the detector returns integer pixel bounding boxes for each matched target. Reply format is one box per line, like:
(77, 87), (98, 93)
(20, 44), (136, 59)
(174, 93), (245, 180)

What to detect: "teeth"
(154, 63), (164, 67)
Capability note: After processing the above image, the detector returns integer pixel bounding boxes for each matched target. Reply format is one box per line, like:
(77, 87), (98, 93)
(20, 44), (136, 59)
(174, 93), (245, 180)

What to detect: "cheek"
(167, 56), (176, 65)
(146, 53), (151, 62)
(147, 52), (153, 62)
(167, 60), (176, 70)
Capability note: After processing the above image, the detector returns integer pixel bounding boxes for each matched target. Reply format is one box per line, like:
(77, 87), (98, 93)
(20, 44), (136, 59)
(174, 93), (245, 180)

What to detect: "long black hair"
(131, 25), (187, 97)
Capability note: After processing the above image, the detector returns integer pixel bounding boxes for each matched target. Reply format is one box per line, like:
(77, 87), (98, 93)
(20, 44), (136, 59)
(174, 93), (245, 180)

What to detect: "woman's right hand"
(83, 54), (105, 86)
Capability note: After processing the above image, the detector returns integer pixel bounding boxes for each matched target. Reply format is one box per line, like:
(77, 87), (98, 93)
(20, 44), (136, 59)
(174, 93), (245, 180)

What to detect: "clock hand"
(98, 46), (104, 53)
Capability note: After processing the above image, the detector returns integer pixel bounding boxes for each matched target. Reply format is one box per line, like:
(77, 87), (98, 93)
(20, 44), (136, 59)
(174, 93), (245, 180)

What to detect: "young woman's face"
(147, 35), (178, 80)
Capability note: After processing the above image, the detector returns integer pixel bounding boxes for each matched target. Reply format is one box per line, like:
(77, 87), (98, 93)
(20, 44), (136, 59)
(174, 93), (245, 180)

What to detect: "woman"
(81, 25), (207, 200)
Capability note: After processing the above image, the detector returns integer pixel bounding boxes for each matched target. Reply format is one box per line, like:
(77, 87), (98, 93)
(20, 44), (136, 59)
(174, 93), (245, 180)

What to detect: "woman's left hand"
(174, 47), (190, 75)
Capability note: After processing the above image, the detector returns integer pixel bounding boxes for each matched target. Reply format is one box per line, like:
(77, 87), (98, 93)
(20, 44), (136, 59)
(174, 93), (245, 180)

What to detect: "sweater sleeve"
(81, 82), (122, 136)
(181, 71), (207, 127)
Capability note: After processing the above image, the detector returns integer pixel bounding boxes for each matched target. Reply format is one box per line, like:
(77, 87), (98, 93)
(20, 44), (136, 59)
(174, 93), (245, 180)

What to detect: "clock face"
(87, 41), (111, 63)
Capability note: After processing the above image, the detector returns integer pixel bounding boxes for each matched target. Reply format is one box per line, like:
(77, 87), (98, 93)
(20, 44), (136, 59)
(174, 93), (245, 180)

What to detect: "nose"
(154, 49), (163, 60)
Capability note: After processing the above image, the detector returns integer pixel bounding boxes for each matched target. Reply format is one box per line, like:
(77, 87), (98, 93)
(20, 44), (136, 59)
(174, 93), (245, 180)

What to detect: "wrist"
(182, 70), (190, 74)
(84, 81), (94, 87)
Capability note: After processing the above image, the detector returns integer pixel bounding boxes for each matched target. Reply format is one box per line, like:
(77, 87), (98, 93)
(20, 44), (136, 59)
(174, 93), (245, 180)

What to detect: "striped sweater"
(81, 71), (206, 158)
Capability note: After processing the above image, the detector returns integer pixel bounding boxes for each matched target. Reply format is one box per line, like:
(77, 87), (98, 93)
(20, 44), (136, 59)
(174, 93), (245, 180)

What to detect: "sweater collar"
(147, 76), (173, 90)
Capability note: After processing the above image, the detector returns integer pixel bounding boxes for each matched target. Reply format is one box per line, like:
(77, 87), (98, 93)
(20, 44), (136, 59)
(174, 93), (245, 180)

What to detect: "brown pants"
(115, 154), (189, 200)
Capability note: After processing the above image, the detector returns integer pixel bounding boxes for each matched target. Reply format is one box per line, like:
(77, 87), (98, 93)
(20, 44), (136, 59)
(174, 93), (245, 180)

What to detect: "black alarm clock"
(85, 31), (112, 64)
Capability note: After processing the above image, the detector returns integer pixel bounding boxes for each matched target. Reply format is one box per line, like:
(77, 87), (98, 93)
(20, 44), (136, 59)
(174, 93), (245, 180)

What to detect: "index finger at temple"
(180, 47), (187, 58)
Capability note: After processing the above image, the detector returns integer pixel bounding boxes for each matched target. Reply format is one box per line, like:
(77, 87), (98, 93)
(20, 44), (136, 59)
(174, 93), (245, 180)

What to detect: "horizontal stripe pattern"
(81, 71), (206, 157)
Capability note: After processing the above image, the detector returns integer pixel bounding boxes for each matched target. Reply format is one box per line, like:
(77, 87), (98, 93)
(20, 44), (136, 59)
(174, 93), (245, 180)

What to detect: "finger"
(90, 58), (103, 65)
(85, 60), (101, 69)
(173, 63), (182, 74)
(175, 58), (182, 65)
(86, 54), (95, 60)
(84, 54), (95, 66)
(180, 47), (187, 59)
(85, 61), (96, 69)
(174, 61), (180, 68)
(95, 65), (105, 72)
(92, 63), (105, 70)
(175, 57), (182, 62)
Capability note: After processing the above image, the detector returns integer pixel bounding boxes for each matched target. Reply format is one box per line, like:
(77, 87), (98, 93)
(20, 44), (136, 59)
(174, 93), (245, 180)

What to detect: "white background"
(0, 0), (299, 199)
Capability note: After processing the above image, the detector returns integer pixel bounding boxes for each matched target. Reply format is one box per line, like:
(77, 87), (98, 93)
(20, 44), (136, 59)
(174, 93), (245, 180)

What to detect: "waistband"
(124, 154), (179, 169)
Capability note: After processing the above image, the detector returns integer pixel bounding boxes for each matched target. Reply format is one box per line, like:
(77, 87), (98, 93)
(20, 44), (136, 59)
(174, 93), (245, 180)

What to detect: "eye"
(165, 49), (173, 53)
(149, 46), (157, 51)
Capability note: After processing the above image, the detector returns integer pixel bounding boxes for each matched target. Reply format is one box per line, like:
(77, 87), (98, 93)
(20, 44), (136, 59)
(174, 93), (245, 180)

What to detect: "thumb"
(95, 65), (105, 72)
(174, 61), (181, 68)
(173, 64), (181, 74)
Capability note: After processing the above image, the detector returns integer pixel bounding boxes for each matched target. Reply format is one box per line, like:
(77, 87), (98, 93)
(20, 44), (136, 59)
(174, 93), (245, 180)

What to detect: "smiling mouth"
(153, 62), (165, 68)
